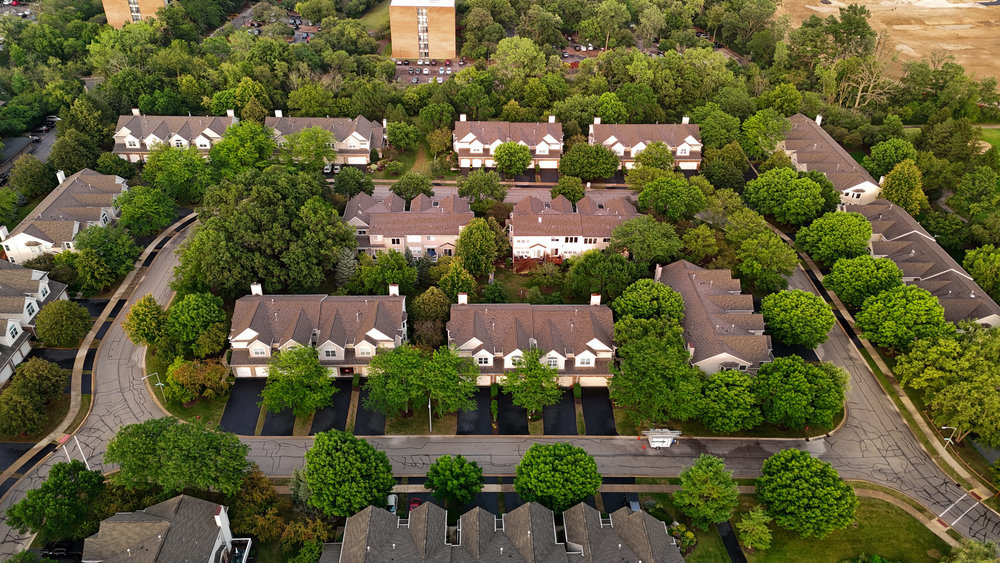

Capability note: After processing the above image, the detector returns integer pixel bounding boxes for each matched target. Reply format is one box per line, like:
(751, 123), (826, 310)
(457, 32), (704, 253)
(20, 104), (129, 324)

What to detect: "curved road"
(0, 226), (998, 556)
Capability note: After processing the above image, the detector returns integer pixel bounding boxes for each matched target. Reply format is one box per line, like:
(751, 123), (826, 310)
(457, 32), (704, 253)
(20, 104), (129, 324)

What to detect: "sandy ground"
(778, 0), (1000, 79)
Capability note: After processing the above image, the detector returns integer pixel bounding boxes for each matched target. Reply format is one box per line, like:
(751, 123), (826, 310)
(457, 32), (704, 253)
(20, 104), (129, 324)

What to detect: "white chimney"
(815, 114), (823, 126)
(681, 116), (690, 124)
(250, 283), (263, 296)
(593, 117), (601, 125)
(274, 109), (283, 117)
(548, 115), (556, 123)
(590, 293), (601, 306)
(687, 342), (695, 357)
(388, 284), (399, 296)
(226, 109), (236, 118)
(654, 264), (663, 280)
(382, 118), (387, 129)
(458, 293), (468, 305)
(459, 114), (467, 122)
(131, 108), (140, 116)
(0, 225), (7, 242)
(56, 170), (66, 184)
(537, 217), (542, 223)
(214, 505), (233, 546)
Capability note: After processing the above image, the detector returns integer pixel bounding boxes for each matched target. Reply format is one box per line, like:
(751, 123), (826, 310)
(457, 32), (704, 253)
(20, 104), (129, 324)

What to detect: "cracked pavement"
(0, 230), (998, 556)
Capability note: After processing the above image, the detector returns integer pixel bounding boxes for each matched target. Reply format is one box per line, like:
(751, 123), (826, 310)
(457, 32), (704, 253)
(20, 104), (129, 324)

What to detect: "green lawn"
(980, 127), (1000, 149)
(358, 0), (390, 31)
(385, 411), (458, 435)
(145, 347), (230, 428)
(2, 192), (48, 232)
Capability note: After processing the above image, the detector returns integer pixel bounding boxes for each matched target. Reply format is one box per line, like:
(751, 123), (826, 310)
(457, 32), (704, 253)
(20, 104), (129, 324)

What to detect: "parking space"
(771, 340), (819, 362)
(542, 389), (577, 435)
(26, 347), (76, 371)
(219, 379), (266, 435)
(261, 408), (295, 436)
(456, 387), (492, 435)
(601, 492), (628, 513)
(393, 59), (464, 85)
(503, 491), (524, 512)
(309, 380), (353, 435)
(353, 386), (386, 436)
(580, 388), (617, 436)
(73, 299), (109, 317)
(0, 442), (33, 472)
(94, 321), (112, 339)
(496, 393), (528, 435)
(83, 348), (96, 371)
(537, 170), (559, 183)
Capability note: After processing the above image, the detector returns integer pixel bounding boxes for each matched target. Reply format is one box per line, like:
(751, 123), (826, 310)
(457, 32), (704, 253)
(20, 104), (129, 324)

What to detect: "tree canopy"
(752, 355), (847, 429)
(501, 347), (561, 419)
(855, 285), (954, 352)
(513, 442), (601, 512)
(5, 460), (104, 544)
(425, 454), (484, 508)
(757, 449), (858, 538)
(611, 278), (684, 322)
(673, 454), (739, 529)
(261, 346), (337, 417)
(824, 255), (902, 309)
(304, 430), (395, 517)
(35, 299), (92, 347)
(744, 167), (826, 225)
(795, 212), (872, 267)
(761, 289), (835, 348)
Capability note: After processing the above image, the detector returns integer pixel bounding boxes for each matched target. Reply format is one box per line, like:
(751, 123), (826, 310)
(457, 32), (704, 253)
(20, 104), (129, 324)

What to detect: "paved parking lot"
(456, 387), (491, 435)
(580, 388), (617, 436)
(219, 379), (266, 435)
(26, 347), (76, 371)
(354, 386), (386, 436)
(309, 380), (353, 435)
(542, 389), (576, 435)
(73, 299), (109, 317)
(393, 60), (462, 85)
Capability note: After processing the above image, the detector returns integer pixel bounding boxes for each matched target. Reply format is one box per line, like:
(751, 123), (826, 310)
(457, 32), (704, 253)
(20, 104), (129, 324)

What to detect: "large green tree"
(209, 121), (277, 180)
(502, 347), (561, 419)
(115, 185), (175, 236)
(457, 169), (506, 213)
(744, 167), (825, 226)
(607, 216), (683, 268)
(261, 346), (336, 417)
(611, 278), (684, 322)
(333, 166), (375, 198)
(752, 356), (848, 429)
(122, 293), (166, 346)
(673, 454), (740, 529)
(0, 358), (69, 436)
(963, 245), (1000, 303)
(862, 138), (917, 180)
(35, 300), (92, 347)
(352, 250), (418, 295)
(740, 109), (790, 160)
(75, 225), (141, 278)
(824, 255), (902, 309)
(8, 154), (56, 199)
(390, 172), (434, 203)
(795, 212), (871, 267)
(167, 292), (226, 345)
(493, 142), (533, 177)
(304, 430), (394, 517)
(105, 417), (250, 495)
(637, 176), (707, 221)
(456, 217), (499, 278)
(698, 370), (763, 434)
(757, 449), (858, 538)
(278, 126), (337, 174)
(855, 285), (954, 352)
(49, 129), (100, 174)
(761, 289), (835, 348)
(558, 143), (619, 181)
(513, 442), (601, 512)
(424, 454), (484, 509)
(565, 251), (640, 300)
(734, 231), (798, 294)
(550, 175), (585, 204)
(5, 460), (104, 544)
(881, 159), (928, 216)
(142, 144), (215, 204)
(386, 122), (419, 152)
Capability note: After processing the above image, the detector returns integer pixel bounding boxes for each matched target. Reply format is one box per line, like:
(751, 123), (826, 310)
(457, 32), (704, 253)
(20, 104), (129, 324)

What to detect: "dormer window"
(477, 356), (491, 366)
(198, 141), (209, 149)
(511, 355), (523, 366)
(577, 357), (593, 367)
(26, 303), (35, 317)
(127, 140), (139, 148)
(358, 347), (372, 357)
(251, 346), (267, 357)
(324, 349), (337, 358)
(546, 357), (558, 368)
(9, 325), (18, 340)
(678, 146), (689, 156)
(40, 285), (48, 298)
(174, 140), (184, 147)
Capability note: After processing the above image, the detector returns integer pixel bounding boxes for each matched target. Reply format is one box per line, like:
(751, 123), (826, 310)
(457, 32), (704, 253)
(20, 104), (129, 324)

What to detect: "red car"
(408, 498), (423, 511)
(11, 1), (19, 5)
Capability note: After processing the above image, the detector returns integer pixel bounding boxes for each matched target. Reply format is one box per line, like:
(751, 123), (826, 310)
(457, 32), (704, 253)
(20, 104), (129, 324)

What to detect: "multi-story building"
(228, 285), (407, 378)
(588, 118), (703, 170)
(655, 260), (772, 374)
(265, 111), (385, 166)
(454, 116), (563, 170)
(389, 0), (456, 60)
(0, 261), (68, 384)
(345, 192), (473, 258)
(0, 169), (128, 265)
(779, 113), (881, 205)
(102, 0), (170, 28)
(447, 295), (615, 386)
(113, 110), (236, 162)
(508, 195), (639, 260)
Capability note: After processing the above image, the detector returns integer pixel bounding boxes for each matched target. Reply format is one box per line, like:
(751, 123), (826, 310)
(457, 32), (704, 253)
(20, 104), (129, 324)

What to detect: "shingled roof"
(781, 114), (878, 194)
(508, 195), (639, 238)
(590, 122), (702, 154)
(82, 495), (229, 563)
(324, 501), (684, 563)
(8, 169), (125, 245)
(656, 260), (771, 371)
(856, 200), (1000, 324)
(345, 193), (474, 237)
(265, 115), (384, 156)
(453, 120), (564, 159)
(113, 114), (235, 151)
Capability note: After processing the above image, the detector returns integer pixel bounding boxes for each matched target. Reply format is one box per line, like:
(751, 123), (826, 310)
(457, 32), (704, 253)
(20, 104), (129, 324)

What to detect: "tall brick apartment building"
(102, 0), (170, 28)
(389, 0), (456, 60)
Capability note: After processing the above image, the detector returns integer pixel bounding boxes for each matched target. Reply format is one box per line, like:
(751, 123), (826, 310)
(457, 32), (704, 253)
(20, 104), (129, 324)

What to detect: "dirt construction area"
(778, 0), (1000, 79)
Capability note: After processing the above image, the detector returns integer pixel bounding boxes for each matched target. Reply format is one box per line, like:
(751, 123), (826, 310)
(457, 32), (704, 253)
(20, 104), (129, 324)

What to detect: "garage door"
(347, 156), (368, 165)
(234, 367), (252, 377)
(471, 159), (482, 167)
(539, 160), (558, 169)
(579, 376), (610, 387)
(12, 350), (23, 365)
(459, 158), (471, 168)
(0, 364), (11, 385)
(678, 161), (698, 171)
(255, 366), (269, 377)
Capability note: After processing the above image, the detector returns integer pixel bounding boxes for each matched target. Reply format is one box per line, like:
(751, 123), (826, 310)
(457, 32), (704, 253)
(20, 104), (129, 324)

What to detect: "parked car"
(445, 59), (452, 65)
(438, 67), (444, 74)
(430, 59), (437, 65)
(411, 76), (419, 83)
(28, 136), (41, 143)
(458, 58), (465, 65)
(403, 59), (410, 65)
(323, 163), (333, 174)
(445, 68), (452, 74)
(422, 68), (429, 75)
(562, 51), (569, 58)
(436, 76), (443, 83)
(587, 43), (594, 51)
(387, 494), (398, 514)
(333, 164), (341, 174)
(409, 498), (423, 511)
(394, 58), (401, 65)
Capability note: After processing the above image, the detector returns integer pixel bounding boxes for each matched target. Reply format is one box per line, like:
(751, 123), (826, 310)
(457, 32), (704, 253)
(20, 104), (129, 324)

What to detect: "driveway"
(261, 408), (295, 436)
(219, 379), (266, 435)
(496, 393), (527, 435)
(354, 387), (386, 436)
(0, 443), (33, 472)
(72, 299), (109, 317)
(542, 389), (576, 435)
(309, 380), (353, 435)
(601, 492), (628, 513)
(26, 347), (76, 371)
(580, 388), (617, 435)
(456, 387), (492, 435)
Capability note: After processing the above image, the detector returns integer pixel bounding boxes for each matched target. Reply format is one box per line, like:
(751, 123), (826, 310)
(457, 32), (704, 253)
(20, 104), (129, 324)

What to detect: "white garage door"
(347, 156), (368, 165)
(0, 364), (11, 385)
(471, 159), (482, 168)
(539, 160), (558, 169)
(12, 350), (23, 365)
(234, 367), (252, 377)
(678, 161), (698, 171)
(579, 376), (610, 387)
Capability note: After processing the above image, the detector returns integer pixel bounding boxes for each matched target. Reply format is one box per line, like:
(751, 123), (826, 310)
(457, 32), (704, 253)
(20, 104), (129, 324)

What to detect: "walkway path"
(1, 227), (1000, 555)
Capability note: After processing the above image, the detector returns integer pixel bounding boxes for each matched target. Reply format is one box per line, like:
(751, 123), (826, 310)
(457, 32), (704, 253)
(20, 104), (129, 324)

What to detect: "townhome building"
(345, 192), (473, 258)
(856, 200), (1000, 326)
(588, 118), (703, 170)
(0, 169), (127, 265)
(656, 260), (772, 374)
(779, 113), (881, 205)
(453, 115), (563, 170)
(0, 261), (68, 384)
(113, 110), (237, 162)
(228, 285), (407, 378)
(446, 294), (615, 386)
(265, 111), (385, 166)
(508, 195), (639, 260)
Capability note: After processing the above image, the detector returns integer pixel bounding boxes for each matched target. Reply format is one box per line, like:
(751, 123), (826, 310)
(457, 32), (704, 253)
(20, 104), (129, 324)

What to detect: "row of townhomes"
(112, 110), (386, 165)
(508, 195), (640, 260)
(0, 169), (128, 265)
(0, 261), (68, 384)
(453, 115), (704, 171)
(345, 192), (474, 258)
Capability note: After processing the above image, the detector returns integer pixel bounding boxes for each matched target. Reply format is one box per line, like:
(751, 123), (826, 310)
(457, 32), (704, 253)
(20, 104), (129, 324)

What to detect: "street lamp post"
(428, 397), (432, 433)
(142, 372), (165, 389)
(942, 426), (958, 447)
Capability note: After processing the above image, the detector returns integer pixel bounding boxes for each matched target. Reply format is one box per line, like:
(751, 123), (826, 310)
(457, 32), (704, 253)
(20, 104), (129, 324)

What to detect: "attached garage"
(578, 376), (610, 387)
(538, 160), (558, 169)
(347, 156), (368, 165)
(0, 364), (11, 385)
(234, 367), (253, 377)
(677, 161), (699, 171)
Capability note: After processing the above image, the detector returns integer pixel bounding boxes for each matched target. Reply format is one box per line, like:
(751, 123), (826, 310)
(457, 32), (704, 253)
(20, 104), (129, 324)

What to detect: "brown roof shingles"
(453, 120), (564, 159)
(508, 195), (639, 239)
(265, 115), (384, 155)
(9, 169), (125, 244)
(781, 114), (877, 193)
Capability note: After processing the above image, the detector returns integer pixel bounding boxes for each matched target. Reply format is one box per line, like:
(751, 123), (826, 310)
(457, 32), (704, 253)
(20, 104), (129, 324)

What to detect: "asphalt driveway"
(26, 347), (76, 371)
(496, 393), (527, 435)
(0, 443), (33, 472)
(542, 389), (577, 435)
(309, 380), (353, 435)
(354, 386), (386, 436)
(261, 408), (295, 436)
(456, 387), (492, 435)
(580, 388), (617, 435)
(72, 299), (109, 317)
(219, 379), (266, 435)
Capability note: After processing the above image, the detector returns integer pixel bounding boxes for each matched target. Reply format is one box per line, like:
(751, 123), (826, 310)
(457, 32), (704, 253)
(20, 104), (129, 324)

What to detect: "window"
(425, 235), (435, 241)
(26, 303), (34, 316)
(348, 141), (357, 149)
(443, 248), (453, 256)
(511, 355), (523, 366)
(678, 146), (689, 156)
(583, 237), (597, 245)
(551, 237), (560, 242)
(126, 140), (139, 148)
(565, 237), (578, 243)
(602, 238), (611, 243)
(9, 325), (18, 339)
(546, 357), (558, 368)
(470, 144), (482, 153)
(40, 286), (48, 298)
(7, 258), (14, 263)
(358, 347), (373, 357)
(738, 364), (748, 371)
(536, 144), (548, 155)
(64, 242), (73, 250)
(251, 346), (267, 357)
(174, 140), (184, 147)
(577, 357), (593, 367)
(357, 229), (367, 235)
(391, 238), (401, 245)
(2, 245), (8, 251)
(324, 349), (337, 358)
(198, 141), (209, 149)
(477, 356), (490, 366)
